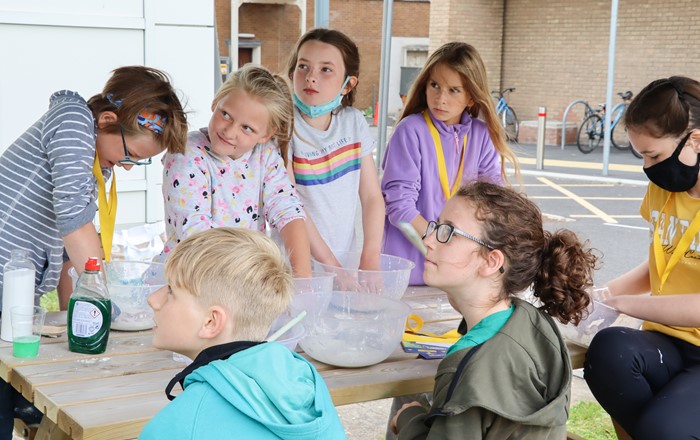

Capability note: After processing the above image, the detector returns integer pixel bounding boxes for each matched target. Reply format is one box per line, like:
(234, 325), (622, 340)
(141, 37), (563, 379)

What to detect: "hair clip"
(105, 93), (123, 107)
(104, 94), (166, 134)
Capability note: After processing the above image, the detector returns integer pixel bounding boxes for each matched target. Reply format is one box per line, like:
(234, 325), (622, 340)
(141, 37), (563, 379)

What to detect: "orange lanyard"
(652, 192), (700, 291)
(423, 111), (466, 201)
(92, 152), (117, 261)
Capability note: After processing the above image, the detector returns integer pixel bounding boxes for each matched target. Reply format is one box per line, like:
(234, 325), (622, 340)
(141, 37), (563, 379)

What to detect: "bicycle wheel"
(611, 107), (631, 151)
(577, 114), (603, 154)
(503, 106), (519, 142)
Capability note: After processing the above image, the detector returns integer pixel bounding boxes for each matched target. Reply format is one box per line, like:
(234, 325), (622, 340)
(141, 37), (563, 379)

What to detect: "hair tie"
(669, 81), (685, 98)
(104, 94), (166, 134)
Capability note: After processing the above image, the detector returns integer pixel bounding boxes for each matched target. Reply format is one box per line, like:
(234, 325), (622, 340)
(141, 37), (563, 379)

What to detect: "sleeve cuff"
(396, 404), (429, 432)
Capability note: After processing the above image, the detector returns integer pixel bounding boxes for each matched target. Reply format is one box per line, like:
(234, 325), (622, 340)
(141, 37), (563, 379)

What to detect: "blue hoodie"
(139, 342), (346, 439)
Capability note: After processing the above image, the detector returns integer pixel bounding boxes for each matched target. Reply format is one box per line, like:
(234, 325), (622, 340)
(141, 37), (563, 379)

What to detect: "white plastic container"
(293, 291), (410, 367)
(1, 249), (36, 342)
(558, 300), (642, 348)
(312, 252), (415, 299)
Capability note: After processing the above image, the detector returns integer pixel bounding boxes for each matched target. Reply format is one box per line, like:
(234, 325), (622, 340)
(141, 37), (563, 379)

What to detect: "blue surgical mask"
(293, 76), (351, 119)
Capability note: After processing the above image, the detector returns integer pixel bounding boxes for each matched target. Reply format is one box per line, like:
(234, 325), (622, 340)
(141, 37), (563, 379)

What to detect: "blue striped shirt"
(0, 90), (105, 299)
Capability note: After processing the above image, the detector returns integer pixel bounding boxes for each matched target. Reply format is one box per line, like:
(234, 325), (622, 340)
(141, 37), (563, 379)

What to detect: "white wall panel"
(0, 0), (215, 226)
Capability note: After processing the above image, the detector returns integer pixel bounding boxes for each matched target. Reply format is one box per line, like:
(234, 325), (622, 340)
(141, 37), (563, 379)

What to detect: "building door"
(238, 48), (252, 68)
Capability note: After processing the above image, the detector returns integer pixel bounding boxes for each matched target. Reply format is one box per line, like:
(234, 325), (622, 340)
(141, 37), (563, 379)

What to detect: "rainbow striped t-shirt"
(290, 106), (376, 254)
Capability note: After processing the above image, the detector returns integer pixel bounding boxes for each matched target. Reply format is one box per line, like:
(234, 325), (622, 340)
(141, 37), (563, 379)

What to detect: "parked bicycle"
(576, 91), (641, 158)
(492, 87), (519, 142)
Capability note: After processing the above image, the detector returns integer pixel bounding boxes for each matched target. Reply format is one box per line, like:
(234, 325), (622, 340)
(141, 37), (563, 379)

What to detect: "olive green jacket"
(397, 299), (571, 440)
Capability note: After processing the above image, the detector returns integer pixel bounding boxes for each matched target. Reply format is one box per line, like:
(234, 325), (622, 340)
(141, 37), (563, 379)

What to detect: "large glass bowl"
(313, 252), (414, 299)
(291, 291), (410, 368)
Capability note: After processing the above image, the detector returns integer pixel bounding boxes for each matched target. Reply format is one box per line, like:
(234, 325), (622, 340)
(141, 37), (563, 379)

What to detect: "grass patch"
(567, 400), (616, 440)
(40, 290), (60, 312)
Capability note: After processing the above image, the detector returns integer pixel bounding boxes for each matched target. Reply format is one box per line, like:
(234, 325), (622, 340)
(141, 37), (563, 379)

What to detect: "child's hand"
(359, 253), (381, 271)
(358, 252), (384, 294)
(327, 265), (363, 292)
(390, 401), (424, 434)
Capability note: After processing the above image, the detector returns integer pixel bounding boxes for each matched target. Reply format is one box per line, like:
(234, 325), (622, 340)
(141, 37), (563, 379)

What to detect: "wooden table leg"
(34, 416), (70, 440)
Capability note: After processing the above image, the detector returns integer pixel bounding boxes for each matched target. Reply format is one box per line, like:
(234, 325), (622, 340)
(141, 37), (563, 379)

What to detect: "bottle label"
(71, 300), (104, 337)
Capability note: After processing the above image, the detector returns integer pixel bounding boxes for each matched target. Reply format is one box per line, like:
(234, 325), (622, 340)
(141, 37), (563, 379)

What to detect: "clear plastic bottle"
(68, 257), (111, 354)
(1, 249), (35, 342)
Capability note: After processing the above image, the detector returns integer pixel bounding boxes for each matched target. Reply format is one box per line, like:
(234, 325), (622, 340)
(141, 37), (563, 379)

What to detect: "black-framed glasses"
(424, 221), (495, 249)
(424, 221), (504, 274)
(118, 127), (152, 166)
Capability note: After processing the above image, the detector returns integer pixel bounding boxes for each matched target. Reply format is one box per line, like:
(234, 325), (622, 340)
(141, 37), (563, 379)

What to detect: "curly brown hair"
(87, 66), (188, 154)
(456, 182), (597, 325)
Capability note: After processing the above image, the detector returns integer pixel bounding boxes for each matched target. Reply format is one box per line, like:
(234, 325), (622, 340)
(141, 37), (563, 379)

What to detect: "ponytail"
(533, 230), (596, 325)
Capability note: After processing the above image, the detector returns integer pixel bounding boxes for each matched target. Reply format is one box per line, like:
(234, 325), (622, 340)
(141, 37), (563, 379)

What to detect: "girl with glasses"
(0, 66), (187, 311)
(0, 66), (187, 439)
(584, 76), (700, 440)
(391, 181), (596, 439)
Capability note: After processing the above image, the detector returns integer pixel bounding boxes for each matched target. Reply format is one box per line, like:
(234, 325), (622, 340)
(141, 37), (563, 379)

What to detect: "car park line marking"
(530, 196), (642, 201)
(584, 197), (643, 201)
(603, 223), (648, 231)
(518, 157), (643, 173)
(523, 183), (617, 187)
(571, 215), (641, 219)
(558, 184), (617, 187)
(537, 177), (617, 224)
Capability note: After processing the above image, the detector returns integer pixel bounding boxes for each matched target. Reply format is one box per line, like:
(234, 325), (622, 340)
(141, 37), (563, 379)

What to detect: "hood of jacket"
(183, 342), (343, 439)
(440, 298), (571, 428)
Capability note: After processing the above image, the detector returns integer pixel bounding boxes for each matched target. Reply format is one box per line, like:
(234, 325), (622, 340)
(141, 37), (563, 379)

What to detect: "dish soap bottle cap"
(85, 257), (101, 272)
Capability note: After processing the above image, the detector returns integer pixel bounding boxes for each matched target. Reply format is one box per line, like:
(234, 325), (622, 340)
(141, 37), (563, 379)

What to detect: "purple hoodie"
(381, 110), (503, 285)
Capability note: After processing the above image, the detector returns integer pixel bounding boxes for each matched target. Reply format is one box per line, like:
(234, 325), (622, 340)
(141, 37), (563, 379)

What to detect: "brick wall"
(501, 0), (700, 123)
(215, 0), (430, 111)
(239, 4), (302, 70)
(429, 0), (505, 91)
(218, 0), (700, 129)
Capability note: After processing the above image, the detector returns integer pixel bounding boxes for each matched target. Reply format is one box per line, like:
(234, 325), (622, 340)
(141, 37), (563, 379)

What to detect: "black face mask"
(644, 132), (700, 192)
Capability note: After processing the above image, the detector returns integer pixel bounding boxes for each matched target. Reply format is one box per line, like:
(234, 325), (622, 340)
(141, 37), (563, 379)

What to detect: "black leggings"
(584, 327), (700, 440)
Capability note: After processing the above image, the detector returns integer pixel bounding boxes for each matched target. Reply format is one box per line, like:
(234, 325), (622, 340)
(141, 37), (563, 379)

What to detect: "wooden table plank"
(323, 357), (441, 405)
(32, 367), (180, 420)
(58, 393), (169, 440)
(0, 333), (158, 381)
(11, 350), (182, 401)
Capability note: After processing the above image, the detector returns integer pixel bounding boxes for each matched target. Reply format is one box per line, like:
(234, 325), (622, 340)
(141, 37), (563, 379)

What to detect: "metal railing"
(561, 99), (593, 150)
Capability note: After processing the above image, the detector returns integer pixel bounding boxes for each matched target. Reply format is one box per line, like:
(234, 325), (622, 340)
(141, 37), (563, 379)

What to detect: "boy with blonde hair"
(139, 227), (346, 439)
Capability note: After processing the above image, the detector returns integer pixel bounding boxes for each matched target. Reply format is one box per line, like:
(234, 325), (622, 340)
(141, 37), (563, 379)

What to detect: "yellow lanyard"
(423, 111), (466, 201)
(92, 152), (117, 261)
(652, 192), (700, 291)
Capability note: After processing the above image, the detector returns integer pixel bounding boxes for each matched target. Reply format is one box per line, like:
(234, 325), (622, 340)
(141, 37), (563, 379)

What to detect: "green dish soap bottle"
(68, 257), (111, 354)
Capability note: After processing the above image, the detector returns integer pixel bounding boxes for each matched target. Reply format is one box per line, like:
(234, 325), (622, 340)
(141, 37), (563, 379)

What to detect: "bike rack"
(561, 100), (593, 150)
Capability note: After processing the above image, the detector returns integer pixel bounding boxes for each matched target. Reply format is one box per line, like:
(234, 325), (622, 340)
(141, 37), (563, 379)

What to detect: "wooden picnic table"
(1, 286), (586, 440)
